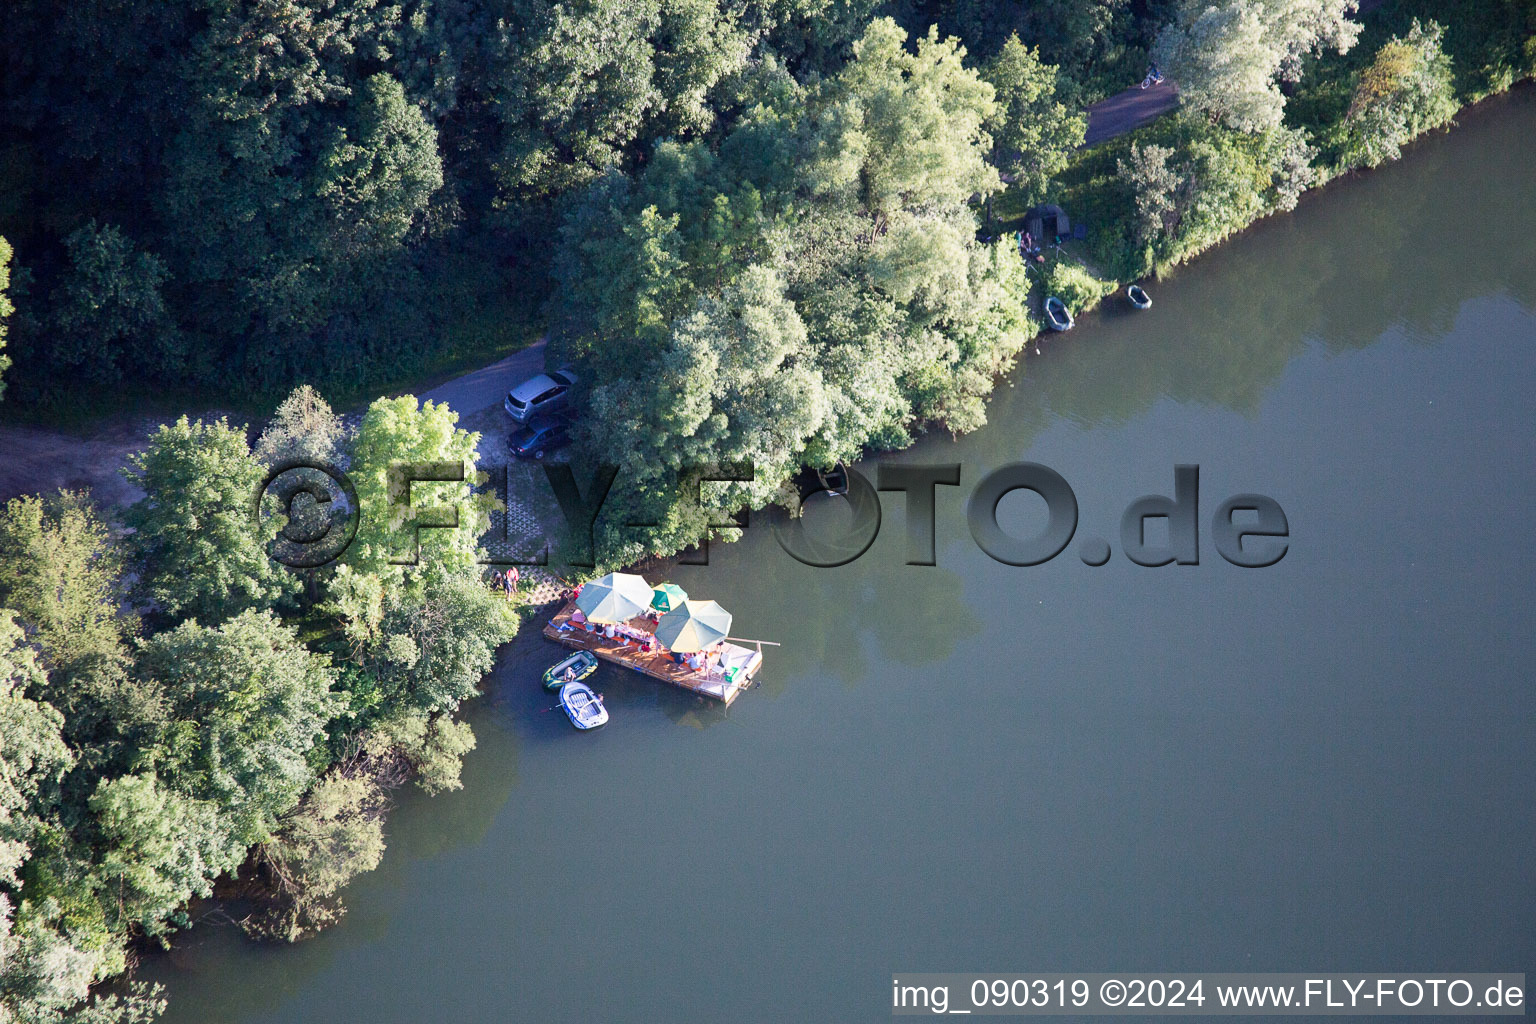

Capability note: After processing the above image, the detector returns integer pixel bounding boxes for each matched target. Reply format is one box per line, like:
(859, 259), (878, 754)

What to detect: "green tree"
(1155, 0), (1361, 131)
(490, 0), (664, 204)
(344, 396), (494, 577)
(0, 493), (130, 683)
(48, 224), (179, 387)
(123, 416), (298, 624)
(981, 35), (1087, 203)
(820, 21), (999, 221)
(1119, 142), (1186, 256)
(0, 494), (166, 778)
(1342, 20), (1458, 168)
(250, 770), (385, 940)
(88, 774), (240, 936)
(158, 3), (446, 387)
(554, 19), (1033, 567)
(0, 613), (73, 892)
(327, 563), (517, 728)
(253, 386), (351, 468)
(1, 615), (164, 1024)
(487, 0), (765, 207)
(136, 610), (338, 849)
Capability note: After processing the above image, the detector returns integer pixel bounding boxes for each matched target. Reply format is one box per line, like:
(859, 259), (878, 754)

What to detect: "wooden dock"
(541, 602), (762, 705)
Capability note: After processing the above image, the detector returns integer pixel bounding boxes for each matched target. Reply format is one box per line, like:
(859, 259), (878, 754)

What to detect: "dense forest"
(0, 0), (1149, 409)
(1, 1), (1533, 1020)
(2, 387), (513, 1022)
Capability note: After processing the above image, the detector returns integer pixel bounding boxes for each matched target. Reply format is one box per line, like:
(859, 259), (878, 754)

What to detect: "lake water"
(144, 87), (1536, 1022)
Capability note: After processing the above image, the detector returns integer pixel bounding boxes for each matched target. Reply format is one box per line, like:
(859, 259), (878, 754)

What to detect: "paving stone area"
(464, 404), (572, 608)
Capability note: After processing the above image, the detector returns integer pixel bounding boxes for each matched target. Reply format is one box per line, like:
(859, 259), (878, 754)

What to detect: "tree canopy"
(123, 417), (298, 624)
(1342, 19), (1459, 167)
(1155, 0), (1362, 130)
(552, 18), (1035, 566)
(0, 1), (1530, 1018)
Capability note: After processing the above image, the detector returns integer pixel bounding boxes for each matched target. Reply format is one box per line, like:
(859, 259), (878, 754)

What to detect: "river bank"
(1011, 79), (1533, 331)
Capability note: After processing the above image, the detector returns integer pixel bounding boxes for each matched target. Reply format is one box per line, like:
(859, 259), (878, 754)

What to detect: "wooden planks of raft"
(541, 601), (761, 705)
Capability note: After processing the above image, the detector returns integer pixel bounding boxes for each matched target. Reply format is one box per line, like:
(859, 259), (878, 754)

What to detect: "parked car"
(503, 368), (578, 423)
(508, 416), (570, 460)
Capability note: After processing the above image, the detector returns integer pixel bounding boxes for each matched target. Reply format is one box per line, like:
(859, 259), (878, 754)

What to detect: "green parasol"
(650, 583), (688, 613)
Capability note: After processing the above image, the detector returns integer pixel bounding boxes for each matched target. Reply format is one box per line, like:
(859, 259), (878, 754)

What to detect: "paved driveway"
(1083, 80), (1181, 146)
(419, 338), (548, 416)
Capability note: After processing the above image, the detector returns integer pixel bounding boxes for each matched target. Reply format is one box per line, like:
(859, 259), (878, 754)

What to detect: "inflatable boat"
(543, 650), (599, 691)
(560, 680), (608, 730)
(1045, 296), (1074, 332)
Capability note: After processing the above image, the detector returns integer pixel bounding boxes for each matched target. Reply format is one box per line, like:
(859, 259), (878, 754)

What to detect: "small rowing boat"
(1127, 284), (1152, 309)
(1045, 296), (1074, 332)
(542, 650), (599, 691)
(560, 680), (608, 730)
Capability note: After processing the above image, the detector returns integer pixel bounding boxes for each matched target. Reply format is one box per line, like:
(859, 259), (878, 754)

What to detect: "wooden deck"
(541, 602), (762, 705)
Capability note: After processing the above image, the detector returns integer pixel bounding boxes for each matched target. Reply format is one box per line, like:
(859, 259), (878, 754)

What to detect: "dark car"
(508, 416), (570, 459)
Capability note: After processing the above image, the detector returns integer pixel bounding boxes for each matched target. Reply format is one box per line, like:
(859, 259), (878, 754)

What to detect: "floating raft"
(542, 602), (763, 705)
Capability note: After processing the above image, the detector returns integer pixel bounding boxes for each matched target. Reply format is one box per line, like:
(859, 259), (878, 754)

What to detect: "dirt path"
(1083, 79), (1181, 146)
(0, 419), (151, 507)
(0, 340), (550, 507)
(0, 337), (573, 601)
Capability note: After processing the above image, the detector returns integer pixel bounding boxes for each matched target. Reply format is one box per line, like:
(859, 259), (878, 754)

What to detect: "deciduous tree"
(0, 492), (130, 682)
(251, 770), (385, 940)
(136, 610), (337, 849)
(254, 385), (351, 468)
(1342, 20), (1458, 168)
(48, 224), (179, 386)
(89, 773), (240, 935)
(981, 35), (1087, 202)
(124, 417), (298, 624)
(344, 397), (494, 577)
(1155, 0), (1360, 131)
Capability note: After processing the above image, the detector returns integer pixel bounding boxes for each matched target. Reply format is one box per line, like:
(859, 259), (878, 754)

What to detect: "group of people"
(489, 567), (520, 599)
(1018, 230), (1045, 263)
(674, 642), (724, 673)
(558, 580), (729, 676)
(563, 605), (724, 674)
(567, 607), (661, 653)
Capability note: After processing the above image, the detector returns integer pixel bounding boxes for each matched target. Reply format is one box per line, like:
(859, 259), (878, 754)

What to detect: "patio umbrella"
(650, 583), (688, 613)
(575, 572), (653, 623)
(654, 600), (733, 652)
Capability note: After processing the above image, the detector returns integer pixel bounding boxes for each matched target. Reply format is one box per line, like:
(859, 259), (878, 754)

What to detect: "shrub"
(1040, 259), (1116, 315)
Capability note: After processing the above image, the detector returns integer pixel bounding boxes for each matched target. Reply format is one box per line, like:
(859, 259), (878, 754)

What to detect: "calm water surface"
(146, 88), (1536, 1022)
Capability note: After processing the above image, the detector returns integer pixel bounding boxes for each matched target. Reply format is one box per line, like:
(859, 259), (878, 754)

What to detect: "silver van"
(503, 369), (578, 423)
